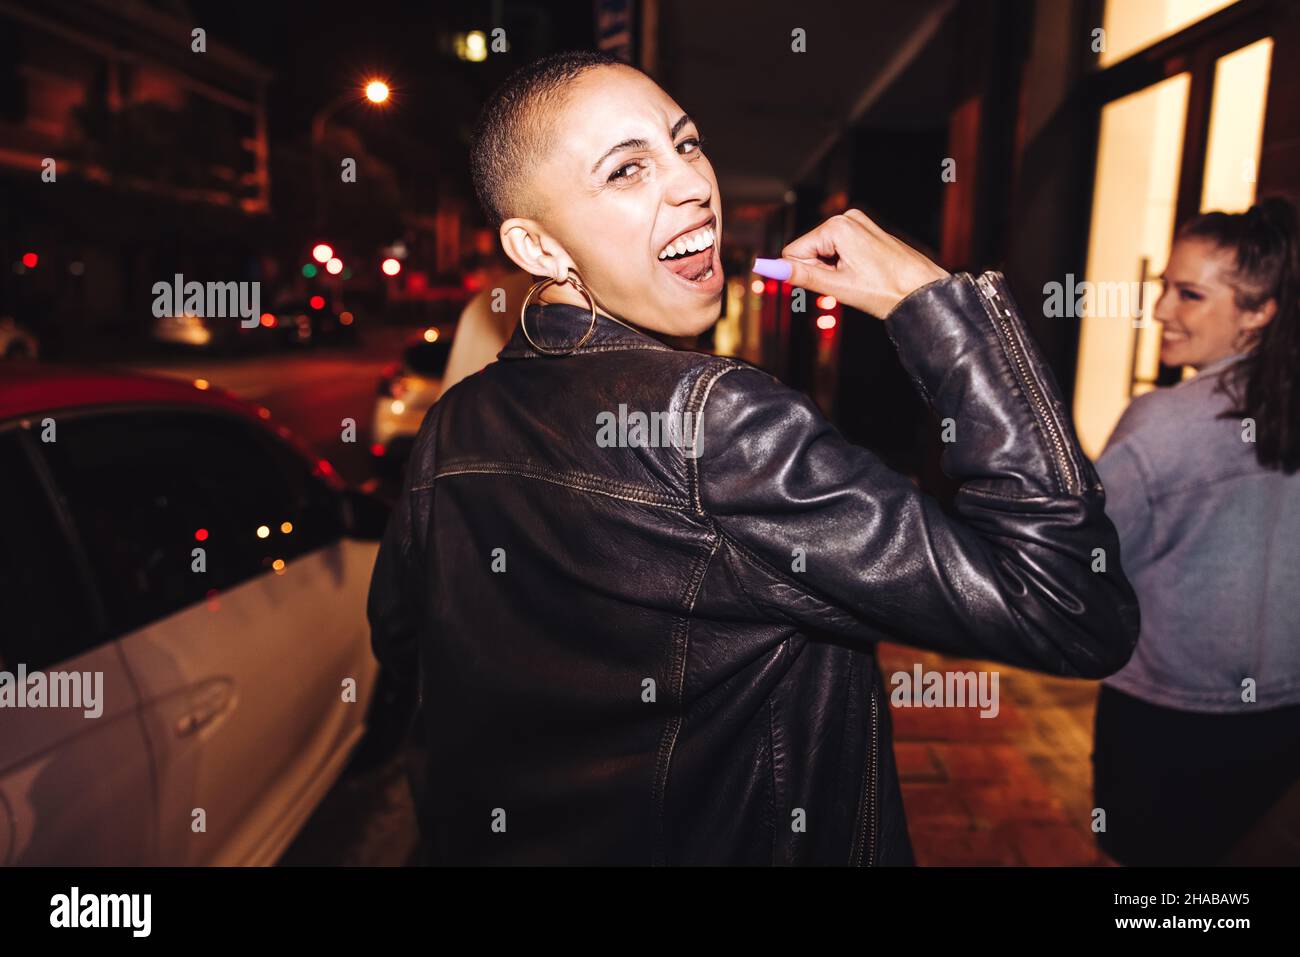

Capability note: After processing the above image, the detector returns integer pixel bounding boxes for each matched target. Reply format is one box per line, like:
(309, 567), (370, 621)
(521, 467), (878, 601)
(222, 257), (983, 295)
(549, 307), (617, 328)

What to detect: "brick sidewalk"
(878, 643), (1116, 866)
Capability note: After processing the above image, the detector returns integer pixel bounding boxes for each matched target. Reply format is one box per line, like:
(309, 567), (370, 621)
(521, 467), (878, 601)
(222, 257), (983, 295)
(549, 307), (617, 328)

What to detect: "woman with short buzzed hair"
(368, 51), (1139, 866)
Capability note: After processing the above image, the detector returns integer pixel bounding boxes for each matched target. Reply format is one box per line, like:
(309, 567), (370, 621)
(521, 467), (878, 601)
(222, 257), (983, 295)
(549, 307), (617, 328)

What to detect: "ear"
(500, 219), (573, 281)
(1240, 297), (1278, 336)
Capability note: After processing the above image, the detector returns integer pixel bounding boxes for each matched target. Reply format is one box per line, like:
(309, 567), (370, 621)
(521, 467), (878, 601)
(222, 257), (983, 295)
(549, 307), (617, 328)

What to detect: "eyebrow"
(589, 113), (694, 175)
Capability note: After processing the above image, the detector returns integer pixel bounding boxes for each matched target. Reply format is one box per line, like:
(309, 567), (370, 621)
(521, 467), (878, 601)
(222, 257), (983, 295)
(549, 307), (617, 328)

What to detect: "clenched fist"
(755, 209), (950, 319)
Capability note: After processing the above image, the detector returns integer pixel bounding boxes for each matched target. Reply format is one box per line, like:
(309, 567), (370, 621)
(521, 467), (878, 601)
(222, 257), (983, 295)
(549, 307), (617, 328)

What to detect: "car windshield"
(403, 340), (451, 377)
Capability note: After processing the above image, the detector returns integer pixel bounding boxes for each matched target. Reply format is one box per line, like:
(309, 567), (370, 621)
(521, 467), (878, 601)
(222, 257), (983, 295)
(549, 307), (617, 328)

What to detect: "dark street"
(3, 1), (1299, 928)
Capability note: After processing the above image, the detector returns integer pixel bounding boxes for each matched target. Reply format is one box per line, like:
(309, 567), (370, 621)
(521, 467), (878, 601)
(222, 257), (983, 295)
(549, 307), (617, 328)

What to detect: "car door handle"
(175, 680), (235, 737)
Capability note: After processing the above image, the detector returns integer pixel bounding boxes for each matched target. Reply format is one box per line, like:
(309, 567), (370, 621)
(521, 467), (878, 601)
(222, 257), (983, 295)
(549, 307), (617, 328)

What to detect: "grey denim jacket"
(1096, 354), (1300, 712)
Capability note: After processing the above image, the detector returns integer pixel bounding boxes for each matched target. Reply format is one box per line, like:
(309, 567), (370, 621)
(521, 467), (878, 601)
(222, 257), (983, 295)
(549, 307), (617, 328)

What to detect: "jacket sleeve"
(366, 410), (439, 699)
(367, 483), (420, 689)
(696, 271), (1140, 679)
(1094, 437), (1156, 581)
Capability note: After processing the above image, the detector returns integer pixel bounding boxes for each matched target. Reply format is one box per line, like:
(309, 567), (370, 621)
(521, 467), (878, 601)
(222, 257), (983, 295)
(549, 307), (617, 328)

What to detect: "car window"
(403, 340), (451, 377)
(0, 432), (103, 670)
(37, 410), (343, 638)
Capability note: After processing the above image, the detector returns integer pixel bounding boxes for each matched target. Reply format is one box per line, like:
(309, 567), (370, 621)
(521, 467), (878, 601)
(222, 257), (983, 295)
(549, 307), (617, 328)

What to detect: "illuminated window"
(1201, 37), (1273, 212)
(1099, 0), (1238, 67)
(1074, 73), (1190, 457)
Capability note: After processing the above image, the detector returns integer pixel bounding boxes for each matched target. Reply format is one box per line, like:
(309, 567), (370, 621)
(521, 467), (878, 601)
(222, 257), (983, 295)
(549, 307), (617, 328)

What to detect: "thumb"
(754, 256), (849, 302)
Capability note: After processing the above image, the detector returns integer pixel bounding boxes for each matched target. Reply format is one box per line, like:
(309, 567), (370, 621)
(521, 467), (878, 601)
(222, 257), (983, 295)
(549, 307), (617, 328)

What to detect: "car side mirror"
(341, 487), (392, 541)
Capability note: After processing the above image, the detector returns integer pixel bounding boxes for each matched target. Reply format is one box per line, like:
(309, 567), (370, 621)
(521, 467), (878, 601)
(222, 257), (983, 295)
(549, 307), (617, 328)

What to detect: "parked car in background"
(265, 294), (360, 350)
(0, 364), (403, 865)
(150, 311), (265, 355)
(370, 328), (452, 471)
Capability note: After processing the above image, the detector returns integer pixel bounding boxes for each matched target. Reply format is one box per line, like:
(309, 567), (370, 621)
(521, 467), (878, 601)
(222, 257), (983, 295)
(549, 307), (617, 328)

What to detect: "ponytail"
(1179, 197), (1300, 473)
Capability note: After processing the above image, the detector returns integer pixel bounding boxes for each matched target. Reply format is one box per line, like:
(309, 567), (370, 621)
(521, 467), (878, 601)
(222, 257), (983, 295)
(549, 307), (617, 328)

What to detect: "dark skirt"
(1091, 684), (1300, 865)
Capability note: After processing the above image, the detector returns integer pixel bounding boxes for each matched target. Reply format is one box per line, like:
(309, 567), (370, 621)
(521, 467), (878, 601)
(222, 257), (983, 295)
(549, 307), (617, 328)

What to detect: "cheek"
(574, 201), (656, 281)
(567, 234), (633, 289)
(1189, 302), (1238, 342)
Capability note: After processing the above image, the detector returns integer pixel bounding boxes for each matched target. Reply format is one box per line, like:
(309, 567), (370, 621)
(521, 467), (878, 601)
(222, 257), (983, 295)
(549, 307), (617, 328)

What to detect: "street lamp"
(310, 77), (394, 227)
(311, 77), (393, 150)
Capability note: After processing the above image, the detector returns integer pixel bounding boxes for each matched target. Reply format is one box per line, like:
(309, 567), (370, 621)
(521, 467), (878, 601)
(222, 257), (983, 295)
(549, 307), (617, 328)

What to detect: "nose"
(1152, 286), (1176, 323)
(663, 150), (712, 207)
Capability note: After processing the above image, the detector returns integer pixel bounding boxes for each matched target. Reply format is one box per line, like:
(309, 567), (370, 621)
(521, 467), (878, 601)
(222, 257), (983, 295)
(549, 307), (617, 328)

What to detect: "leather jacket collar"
(499, 302), (675, 359)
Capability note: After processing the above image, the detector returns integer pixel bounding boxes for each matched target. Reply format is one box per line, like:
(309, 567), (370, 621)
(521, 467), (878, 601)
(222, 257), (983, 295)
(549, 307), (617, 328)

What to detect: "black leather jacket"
(367, 271), (1140, 865)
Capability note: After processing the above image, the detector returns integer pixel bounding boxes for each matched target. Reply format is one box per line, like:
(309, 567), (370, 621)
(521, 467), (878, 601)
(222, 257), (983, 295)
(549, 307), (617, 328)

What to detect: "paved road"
(113, 328), (423, 866)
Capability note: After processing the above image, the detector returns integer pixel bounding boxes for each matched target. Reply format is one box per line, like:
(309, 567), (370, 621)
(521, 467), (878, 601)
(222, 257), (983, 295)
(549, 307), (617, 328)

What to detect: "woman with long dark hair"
(1092, 197), (1300, 865)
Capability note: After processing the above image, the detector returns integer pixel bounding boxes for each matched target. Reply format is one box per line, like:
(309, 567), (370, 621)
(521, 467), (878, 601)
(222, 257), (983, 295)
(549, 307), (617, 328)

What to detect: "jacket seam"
(712, 525), (863, 631)
(1146, 464), (1271, 503)
(958, 484), (1067, 504)
(499, 342), (673, 359)
(1107, 671), (1300, 702)
(687, 361), (748, 514)
(651, 534), (719, 865)
(421, 462), (692, 510)
(719, 539), (780, 621)
(1126, 439), (1158, 557)
(768, 695), (779, 864)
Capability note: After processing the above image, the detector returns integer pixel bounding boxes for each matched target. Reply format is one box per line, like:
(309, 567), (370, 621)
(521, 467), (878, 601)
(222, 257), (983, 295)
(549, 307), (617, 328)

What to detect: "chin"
(664, 315), (717, 339)
(1160, 335), (1192, 368)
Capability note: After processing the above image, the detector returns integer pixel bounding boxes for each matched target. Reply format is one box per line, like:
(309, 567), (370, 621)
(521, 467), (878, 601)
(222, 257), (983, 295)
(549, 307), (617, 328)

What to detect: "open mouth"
(657, 217), (717, 284)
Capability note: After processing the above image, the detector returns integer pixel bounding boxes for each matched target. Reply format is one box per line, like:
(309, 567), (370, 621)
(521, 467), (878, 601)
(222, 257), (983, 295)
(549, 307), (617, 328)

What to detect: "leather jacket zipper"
(851, 680), (880, 866)
(975, 273), (1082, 496)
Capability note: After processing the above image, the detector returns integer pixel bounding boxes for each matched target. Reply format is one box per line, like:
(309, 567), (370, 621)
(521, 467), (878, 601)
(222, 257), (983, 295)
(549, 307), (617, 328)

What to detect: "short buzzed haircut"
(470, 50), (626, 229)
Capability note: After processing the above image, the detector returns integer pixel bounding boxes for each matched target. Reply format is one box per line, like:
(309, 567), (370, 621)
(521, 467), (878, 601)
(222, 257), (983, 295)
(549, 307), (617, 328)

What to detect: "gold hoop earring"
(519, 271), (598, 356)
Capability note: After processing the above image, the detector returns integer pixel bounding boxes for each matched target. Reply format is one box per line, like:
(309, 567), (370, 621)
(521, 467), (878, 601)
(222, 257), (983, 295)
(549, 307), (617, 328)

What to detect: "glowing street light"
(311, 76), (397, 229)
(313, 78), (394, 144)
(326, 257), (344, 275)
(382, 257), (402, 276)
(455, 31), (489, 62)
(312, 243), (334, 264)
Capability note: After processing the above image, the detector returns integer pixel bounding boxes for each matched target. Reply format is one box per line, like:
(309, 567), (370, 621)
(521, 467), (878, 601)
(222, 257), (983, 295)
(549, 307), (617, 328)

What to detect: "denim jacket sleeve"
(696, 271), (1141, 679)
(1095, 437), (1156, 580)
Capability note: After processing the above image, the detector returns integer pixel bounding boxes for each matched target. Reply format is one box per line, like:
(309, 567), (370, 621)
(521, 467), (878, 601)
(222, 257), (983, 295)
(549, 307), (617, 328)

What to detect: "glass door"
(1073, 0), (1275, 457)
(1075, 73), (1190, 458)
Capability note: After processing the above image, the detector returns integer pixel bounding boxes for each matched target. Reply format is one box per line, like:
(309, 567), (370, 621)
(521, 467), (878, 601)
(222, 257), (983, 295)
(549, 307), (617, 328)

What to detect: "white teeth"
(658, 225), (717, 260)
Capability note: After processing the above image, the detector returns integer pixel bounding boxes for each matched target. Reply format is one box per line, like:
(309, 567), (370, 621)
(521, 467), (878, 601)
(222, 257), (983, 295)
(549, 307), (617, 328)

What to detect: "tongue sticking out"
(661, 246), (713, 281)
